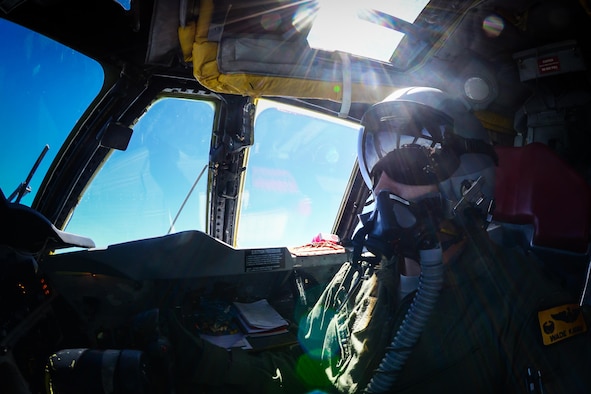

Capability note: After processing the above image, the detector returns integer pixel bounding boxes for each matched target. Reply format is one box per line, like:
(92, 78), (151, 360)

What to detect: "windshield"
(65, 97), (215, 246)
(0, 18), (104, 206)
(237, 99), (360, 248)
(65, 97), (360, 249)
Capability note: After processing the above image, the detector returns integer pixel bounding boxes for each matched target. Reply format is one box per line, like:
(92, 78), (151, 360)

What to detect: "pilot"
(156, 86), (591, 394)
(46, 87), (591, 393)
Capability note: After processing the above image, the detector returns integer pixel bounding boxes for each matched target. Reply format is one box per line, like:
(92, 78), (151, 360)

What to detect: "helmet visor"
(360, 102), (458, 187)
(371, 144), (440, 186)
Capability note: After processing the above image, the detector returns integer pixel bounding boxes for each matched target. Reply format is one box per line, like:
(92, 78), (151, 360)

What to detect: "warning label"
(538, 56), (561, 74)
(245, 248), (285, 272)
(538, 304), (587, 346)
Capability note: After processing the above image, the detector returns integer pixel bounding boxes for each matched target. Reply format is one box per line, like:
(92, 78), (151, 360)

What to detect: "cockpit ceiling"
(177, 0), (483, 103)
(2, 0), (591, 120)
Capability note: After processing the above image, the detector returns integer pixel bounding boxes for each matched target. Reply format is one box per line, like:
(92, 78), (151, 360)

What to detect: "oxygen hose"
(364, 246), (444, 393)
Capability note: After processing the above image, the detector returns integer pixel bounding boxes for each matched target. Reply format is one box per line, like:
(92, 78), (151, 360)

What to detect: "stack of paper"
(233, 299), (289, 337)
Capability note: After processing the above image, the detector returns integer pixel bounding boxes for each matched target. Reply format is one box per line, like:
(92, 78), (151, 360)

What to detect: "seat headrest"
(494, 142), (591, 253)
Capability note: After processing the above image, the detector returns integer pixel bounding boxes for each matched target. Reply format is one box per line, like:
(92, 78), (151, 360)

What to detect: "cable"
(364, 246), (444, 392)
(168, 164), (208, 234)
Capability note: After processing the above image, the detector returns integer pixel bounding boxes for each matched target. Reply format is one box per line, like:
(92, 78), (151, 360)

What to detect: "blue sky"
(0, 18), (103, 205)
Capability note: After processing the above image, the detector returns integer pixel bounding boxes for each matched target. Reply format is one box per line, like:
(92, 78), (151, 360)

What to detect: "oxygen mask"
(354, 190), (443, 262)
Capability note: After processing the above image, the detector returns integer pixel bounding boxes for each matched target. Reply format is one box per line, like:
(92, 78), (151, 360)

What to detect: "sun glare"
(306, 0), (429, 62)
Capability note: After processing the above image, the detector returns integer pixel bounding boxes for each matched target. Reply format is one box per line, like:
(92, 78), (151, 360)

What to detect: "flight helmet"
(358, 86), (498, 220)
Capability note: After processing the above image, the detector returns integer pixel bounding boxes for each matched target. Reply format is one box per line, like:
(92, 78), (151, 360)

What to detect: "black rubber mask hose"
(364, 246), (444, 393)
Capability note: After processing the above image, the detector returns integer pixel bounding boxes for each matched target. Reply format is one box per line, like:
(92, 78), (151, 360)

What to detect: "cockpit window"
(236, 99), (360, 248)
(66, 97), (359, 249)
(0, 18), (103, 206)
(65, 97), (215, 248)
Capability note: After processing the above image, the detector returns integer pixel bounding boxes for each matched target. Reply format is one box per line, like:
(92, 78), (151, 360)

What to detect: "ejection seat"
(491, 142), (591, 301)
